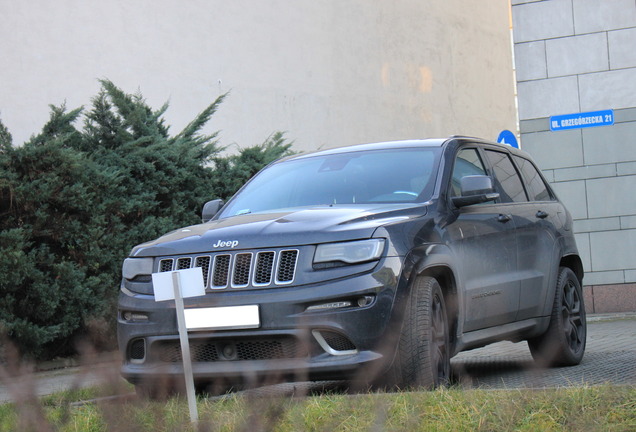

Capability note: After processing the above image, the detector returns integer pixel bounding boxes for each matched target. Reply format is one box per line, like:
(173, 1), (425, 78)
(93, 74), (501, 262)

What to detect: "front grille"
(155, 337), (306, 363)
(158, 249), (299, 290)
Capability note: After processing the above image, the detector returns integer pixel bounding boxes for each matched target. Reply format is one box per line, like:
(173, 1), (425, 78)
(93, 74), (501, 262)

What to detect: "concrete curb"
(586, 312), (636, 322)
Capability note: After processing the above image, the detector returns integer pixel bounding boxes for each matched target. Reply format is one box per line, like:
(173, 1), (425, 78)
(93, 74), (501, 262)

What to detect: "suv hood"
(130, 204), (426, 257)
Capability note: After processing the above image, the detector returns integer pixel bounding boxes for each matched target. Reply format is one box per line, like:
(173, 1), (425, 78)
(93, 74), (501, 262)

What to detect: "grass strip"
(0, 384), (634, 431)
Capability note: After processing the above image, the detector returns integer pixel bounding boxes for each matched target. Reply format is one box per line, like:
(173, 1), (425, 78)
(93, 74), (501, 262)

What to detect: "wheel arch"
(560, 254), (584, 285)
(417, 265), (459, 352)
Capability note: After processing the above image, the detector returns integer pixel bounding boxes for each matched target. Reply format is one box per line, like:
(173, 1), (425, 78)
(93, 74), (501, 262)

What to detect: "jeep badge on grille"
(213, 240), (239, 248)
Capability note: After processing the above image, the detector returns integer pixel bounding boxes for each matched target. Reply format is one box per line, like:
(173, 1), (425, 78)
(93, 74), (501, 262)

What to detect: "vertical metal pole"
(172, 272), (199, 424)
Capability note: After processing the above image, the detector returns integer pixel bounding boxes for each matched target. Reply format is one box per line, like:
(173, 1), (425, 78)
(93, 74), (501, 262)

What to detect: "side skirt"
(452, 316), (551, 356)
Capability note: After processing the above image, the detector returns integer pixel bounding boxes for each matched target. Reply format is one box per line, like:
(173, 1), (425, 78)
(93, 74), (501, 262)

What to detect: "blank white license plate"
(184, 305), (260, 330)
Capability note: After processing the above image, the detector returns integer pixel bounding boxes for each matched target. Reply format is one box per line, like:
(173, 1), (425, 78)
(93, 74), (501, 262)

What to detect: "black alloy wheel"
(389, 276), (451, 389)
(529, 266), (586, 367)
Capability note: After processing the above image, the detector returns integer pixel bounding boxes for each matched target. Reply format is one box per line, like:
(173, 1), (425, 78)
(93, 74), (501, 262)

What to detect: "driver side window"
(450, 148), (487, 197)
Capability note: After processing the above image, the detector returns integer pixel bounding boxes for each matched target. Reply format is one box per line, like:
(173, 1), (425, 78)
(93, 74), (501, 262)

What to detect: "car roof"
(278, 136), (530, 163)
(285, 138), (448, 162)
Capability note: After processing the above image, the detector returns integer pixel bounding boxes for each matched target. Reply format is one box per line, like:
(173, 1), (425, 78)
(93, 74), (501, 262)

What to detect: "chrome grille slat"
(253, 251), (275, 286)
(176, 257), (192, 270)
(212, 254), (231, 289)
(232, 253), (253, 288)
(159, 259), (174, 272)
(277, 250), (299, 284)
(156, 249), (298, 290)
(195, 256), (211, 286)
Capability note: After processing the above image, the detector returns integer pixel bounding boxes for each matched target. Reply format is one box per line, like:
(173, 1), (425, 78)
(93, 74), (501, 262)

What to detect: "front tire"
(389, 276), (450, 389)
(529, 267), (586, 367)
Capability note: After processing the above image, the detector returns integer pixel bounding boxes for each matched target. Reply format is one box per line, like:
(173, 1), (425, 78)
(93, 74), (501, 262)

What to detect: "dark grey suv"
(118, 137), (586, 394)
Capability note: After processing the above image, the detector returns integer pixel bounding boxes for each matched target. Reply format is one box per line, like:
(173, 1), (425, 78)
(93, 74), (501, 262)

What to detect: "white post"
(172, 272), (199, 424)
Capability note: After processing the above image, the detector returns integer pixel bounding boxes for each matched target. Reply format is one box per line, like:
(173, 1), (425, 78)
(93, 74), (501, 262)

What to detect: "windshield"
(219, 147), (441, 218)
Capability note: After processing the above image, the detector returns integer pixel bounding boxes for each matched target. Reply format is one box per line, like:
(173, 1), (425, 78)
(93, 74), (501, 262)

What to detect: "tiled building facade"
(512, 0), (636, 312)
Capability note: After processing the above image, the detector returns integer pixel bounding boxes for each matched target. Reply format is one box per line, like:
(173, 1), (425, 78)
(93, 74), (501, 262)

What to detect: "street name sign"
(550, 109), (614, 131)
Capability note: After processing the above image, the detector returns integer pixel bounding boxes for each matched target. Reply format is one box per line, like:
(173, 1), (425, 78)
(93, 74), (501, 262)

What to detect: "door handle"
(536, 210), (548, 219)
(497, 214), (511, 223)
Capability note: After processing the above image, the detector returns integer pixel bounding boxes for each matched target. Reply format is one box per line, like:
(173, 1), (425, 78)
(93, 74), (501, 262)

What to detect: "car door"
(446, 147), (520, 332)
(510, 154), (563, 321)
(482, 148), (565, 324)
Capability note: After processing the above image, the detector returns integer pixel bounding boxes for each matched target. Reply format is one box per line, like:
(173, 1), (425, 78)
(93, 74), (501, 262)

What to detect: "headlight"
(122, 257), (154, 280)
(314, 239), (385, 265)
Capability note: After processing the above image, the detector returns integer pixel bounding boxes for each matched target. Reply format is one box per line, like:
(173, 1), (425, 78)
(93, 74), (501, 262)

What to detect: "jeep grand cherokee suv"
(118, 137), (586, 394)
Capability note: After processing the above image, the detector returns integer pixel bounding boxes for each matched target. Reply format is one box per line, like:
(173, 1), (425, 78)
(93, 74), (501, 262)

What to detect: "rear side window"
(513, 155), (553, 202)
(484, 150), (527, 203)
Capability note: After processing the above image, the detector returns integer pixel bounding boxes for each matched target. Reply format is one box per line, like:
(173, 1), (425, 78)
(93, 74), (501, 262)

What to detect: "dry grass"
(1, 338), (635, 431)
(1, 378), (634, 431)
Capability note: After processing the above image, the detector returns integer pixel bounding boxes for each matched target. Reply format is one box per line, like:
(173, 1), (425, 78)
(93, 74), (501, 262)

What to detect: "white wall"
(1, 0), (516, 152)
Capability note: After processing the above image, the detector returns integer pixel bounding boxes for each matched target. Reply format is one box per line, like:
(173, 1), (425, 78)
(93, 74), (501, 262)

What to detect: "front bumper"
(117, 256), (404, 385)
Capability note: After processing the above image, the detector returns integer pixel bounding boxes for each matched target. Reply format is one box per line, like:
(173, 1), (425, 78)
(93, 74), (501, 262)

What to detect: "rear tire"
(388, 276), (450, 389)
(529, 267), (586, 367)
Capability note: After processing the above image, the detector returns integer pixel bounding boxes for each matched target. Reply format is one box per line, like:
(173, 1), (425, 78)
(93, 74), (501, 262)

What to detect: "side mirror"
(451, 175), (499, 208)
(202, 199), (224, 222)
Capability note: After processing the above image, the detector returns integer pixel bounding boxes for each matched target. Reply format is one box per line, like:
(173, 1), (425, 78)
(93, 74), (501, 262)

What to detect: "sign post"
(172, 272), (198, 424)
(152, 267), (205, 425)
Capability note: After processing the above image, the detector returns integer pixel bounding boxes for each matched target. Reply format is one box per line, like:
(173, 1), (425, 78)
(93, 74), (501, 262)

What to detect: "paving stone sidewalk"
(451, 313), (636, 389)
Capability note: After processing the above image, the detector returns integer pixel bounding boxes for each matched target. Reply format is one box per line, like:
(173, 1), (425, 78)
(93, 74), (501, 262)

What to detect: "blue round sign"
(497, 130), (519, 148)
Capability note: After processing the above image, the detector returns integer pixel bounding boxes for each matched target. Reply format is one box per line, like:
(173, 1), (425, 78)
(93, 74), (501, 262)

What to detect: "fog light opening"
(122, 311), (149, 322)
(219, 342), (238, 361)
(357, 295), (375, 307)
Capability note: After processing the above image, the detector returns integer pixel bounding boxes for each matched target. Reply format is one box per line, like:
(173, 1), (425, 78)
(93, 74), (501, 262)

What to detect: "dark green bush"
(0, 81), (292, 359)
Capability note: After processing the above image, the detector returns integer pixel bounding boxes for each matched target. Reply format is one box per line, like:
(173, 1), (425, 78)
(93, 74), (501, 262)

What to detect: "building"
(512, 0), (636, 312)
(4, 1), (635, 312)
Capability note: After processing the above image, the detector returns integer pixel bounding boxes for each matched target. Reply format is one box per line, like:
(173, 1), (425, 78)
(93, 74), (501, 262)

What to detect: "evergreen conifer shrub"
(0, 81), (292, 359)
